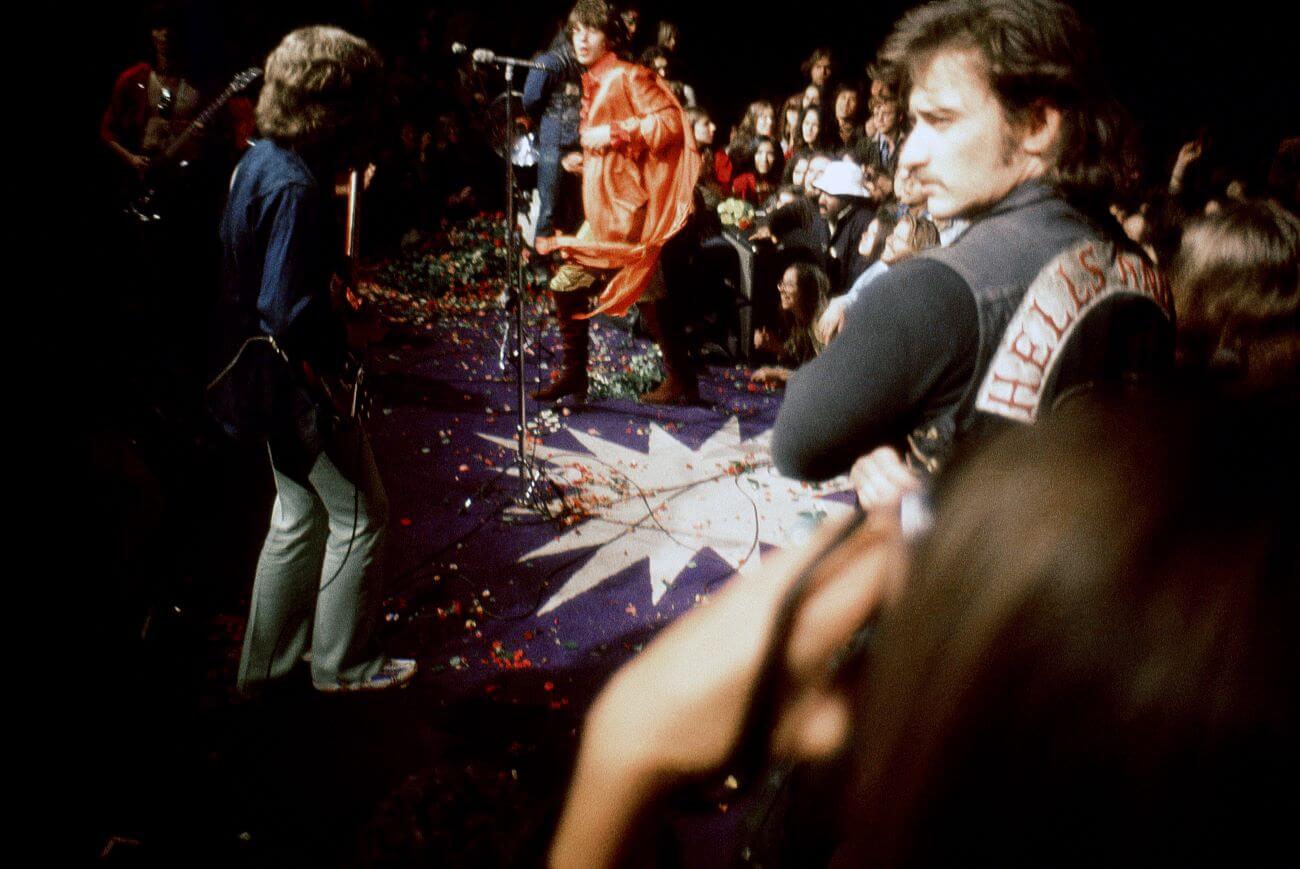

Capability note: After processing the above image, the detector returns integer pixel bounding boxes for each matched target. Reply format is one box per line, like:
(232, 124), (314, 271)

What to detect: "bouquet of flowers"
(717, 197), (756, 231)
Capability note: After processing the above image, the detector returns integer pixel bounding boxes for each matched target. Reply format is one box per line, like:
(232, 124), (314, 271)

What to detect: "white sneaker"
(314, 657), (418, 693)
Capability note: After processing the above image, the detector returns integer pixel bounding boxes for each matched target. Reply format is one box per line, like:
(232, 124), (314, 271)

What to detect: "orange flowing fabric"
(540, 53), (701, 317)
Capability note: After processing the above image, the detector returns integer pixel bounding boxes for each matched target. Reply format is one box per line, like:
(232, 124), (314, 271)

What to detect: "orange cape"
(538, 55), (701, 317)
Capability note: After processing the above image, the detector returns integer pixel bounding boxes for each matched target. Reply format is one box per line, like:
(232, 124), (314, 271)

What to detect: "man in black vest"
(772, 0), (1173, 508)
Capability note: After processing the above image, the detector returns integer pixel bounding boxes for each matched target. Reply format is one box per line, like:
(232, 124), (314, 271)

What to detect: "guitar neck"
(162, 68), (261, 162)
(161, 87), (234, 160)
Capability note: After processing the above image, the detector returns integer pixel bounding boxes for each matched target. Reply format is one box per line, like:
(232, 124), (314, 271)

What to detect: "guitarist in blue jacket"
(216, 26), (416, 696)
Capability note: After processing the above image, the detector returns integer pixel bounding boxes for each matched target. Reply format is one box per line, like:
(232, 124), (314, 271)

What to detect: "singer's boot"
(533, 289), (591, 403)
(638, 299), (699, 405)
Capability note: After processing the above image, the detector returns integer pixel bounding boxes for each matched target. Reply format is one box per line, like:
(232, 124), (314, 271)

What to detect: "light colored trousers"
(237, 426), (389, 694)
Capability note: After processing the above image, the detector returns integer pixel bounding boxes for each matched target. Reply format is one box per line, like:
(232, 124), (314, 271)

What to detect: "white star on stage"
(480, 416), (852, 614)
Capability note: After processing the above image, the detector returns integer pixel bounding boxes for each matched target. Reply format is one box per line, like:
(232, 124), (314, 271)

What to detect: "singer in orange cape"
(534, 0), (702, 405)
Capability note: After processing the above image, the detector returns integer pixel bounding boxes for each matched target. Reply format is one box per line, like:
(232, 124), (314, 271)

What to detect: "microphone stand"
(466, 51), (555, 515)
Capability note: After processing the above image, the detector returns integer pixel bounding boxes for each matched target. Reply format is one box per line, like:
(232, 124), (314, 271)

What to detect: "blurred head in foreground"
(840, 394), (1298, 865)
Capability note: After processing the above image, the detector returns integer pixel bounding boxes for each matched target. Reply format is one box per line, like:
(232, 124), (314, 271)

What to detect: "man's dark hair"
(639, 45), (667, 67)
(879, 0), (1134, 209)
(1171, 199), (1300, 394)
(567, 0), (628, 51)
(833, 82), (863, 122)
(801, 47), (833, 78)
(144, 1), (174, 31)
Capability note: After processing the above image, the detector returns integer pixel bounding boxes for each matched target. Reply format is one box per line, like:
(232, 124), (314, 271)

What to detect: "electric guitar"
(125, 66), (262, 223)
(300, 351), (375, 426)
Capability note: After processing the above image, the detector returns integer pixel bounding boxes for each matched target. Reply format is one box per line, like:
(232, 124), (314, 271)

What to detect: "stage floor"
(91, 216), (852, 866)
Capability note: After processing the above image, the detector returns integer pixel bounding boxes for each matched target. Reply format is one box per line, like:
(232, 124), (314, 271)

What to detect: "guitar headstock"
(231, 67), (263, 95)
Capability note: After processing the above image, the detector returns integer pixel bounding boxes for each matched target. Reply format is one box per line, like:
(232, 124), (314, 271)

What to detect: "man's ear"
(1021, 100), (1062, 158)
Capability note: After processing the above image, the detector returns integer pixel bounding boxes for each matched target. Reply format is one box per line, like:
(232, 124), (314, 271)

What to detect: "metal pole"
(503, 68), (530, 477)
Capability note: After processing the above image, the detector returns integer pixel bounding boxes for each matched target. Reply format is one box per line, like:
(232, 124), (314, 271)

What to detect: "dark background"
(83, 0), (1298, 188)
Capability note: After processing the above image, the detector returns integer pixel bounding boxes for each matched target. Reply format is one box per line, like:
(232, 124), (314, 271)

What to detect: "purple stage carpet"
(362, 216), (852, 705)
(124, 215), (853, 867)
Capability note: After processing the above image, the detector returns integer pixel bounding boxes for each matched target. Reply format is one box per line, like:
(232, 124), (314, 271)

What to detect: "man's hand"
(750, 365), (789, 386)
(550, 513), (907, 869)
(561, 151), (584, 174)
(816, 297), (849, 345)
(128, 152), (151, 179)
(850, 445), (920, 513)
(749, 225), (773, 242)
(580, 124), (612, 152)
(1175, 139), (1203, 171)
(1170, 140), (1203, 192)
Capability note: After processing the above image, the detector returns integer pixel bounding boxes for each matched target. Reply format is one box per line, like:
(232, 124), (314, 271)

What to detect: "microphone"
(451, 43), (547, 70)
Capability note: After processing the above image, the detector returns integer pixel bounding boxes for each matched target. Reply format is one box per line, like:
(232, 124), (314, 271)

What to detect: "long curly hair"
(255, 26), (384, 151)
(781, 261), (830, 364)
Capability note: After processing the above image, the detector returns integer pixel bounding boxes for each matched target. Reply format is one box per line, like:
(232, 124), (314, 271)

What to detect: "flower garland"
(587, 332), (664, 400)
(360, 212), (667, 397)
(360, 213), (547, 324)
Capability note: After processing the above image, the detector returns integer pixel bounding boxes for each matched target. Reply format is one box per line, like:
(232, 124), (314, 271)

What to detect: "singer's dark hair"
(566, 0), (628, 51)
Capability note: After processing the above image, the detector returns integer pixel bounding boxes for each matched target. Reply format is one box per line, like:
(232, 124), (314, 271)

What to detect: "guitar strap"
(207, 335), (289, 391)
(208, 333), (366, 434)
